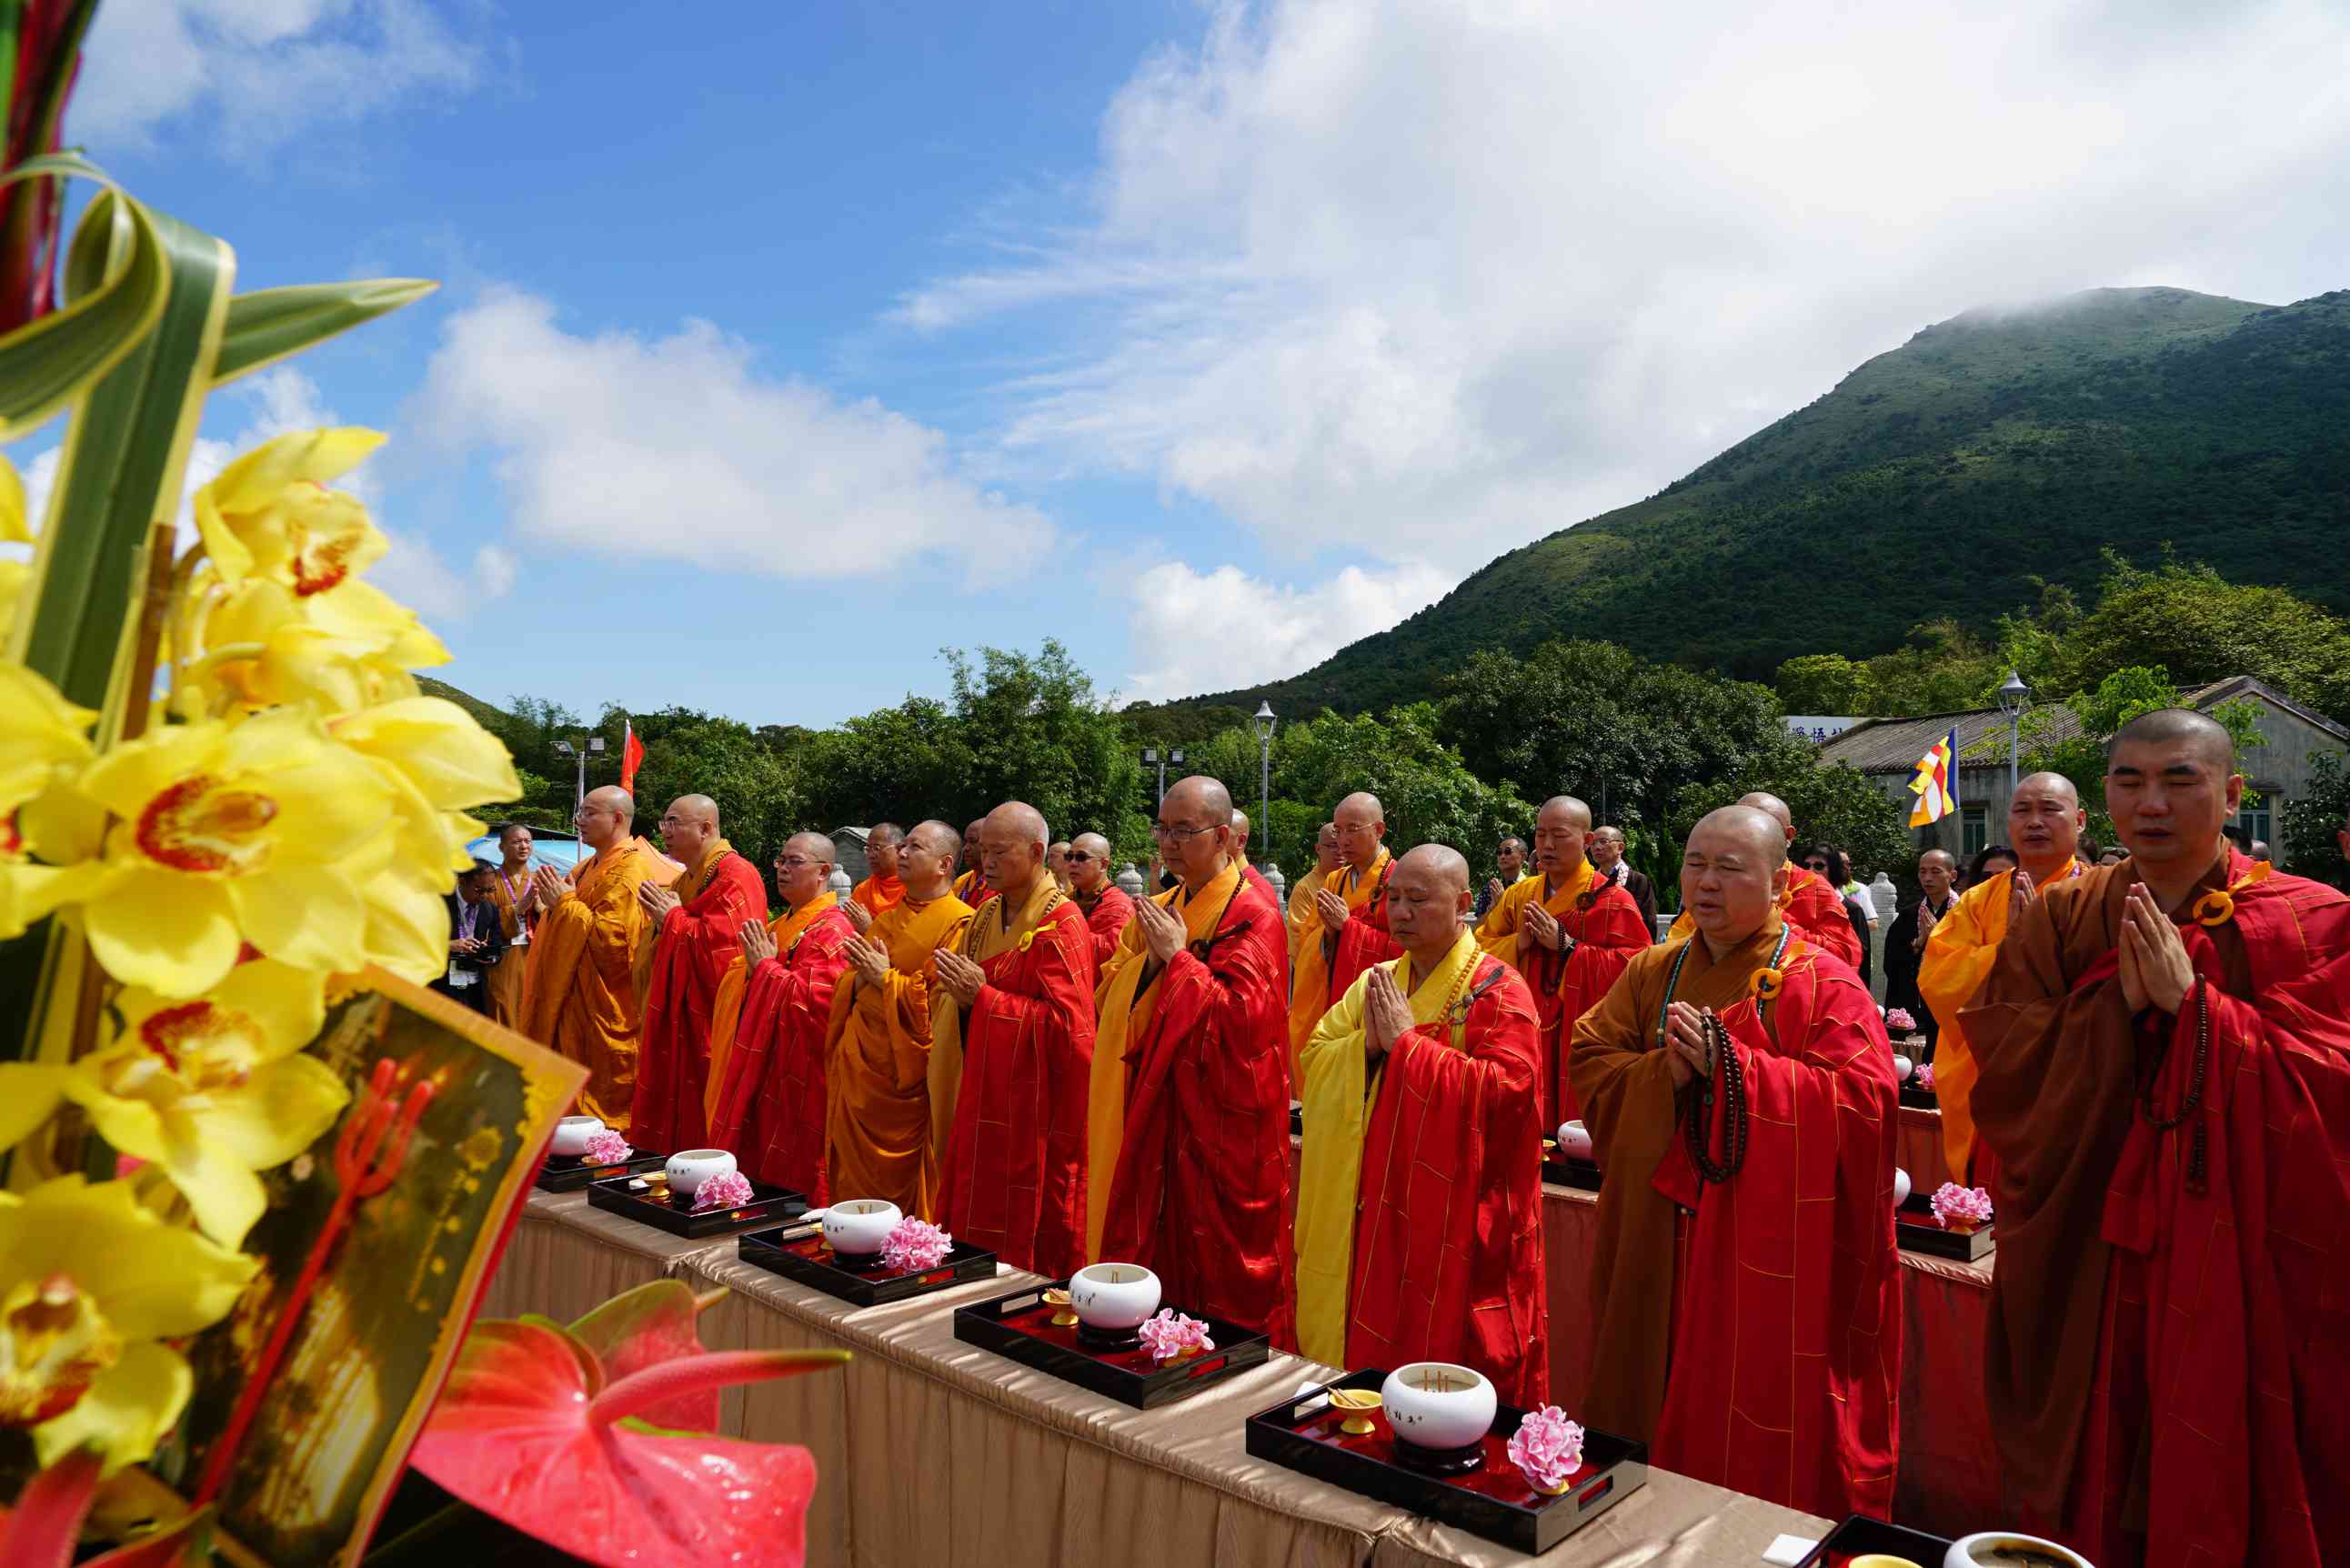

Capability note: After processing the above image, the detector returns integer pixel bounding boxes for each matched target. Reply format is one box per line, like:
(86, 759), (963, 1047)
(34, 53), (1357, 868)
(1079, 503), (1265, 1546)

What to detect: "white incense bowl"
(1070, 1263), (1160, 1331)
(663, 1149), (737, 1197)
(1893, 1167), (1912, 1207)
(822, 1199), (901, 1256)
(1556, 1120), (1593, 1160)
(550, 1115), (606, 1158)
(1944, 1533), (2093, 1568)
(1381, 1362), (1496, 1452)
(1892, 1053), (1916, 1083)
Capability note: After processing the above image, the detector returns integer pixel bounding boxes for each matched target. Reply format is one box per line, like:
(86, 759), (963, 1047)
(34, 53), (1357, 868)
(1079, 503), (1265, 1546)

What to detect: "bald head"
(577, 784), (634, 849)
(2105, 709), (2245, 885)
(1736, 791), (1796, 846)
(1682, 806), (1791, 951)
(1161, 775), (1235, 890)
(900, 819), (960, 898)
(1047, 840), (1073, 890)
(1333, 790), (1388, 871)
(776, 830), (837, 906)
(981, 800), (1049, 899)
(1533, 795), (1594, 879)
(1230, 807), (1250, 853)
(2107, 709), (2235, 771)
(1314, 820), (1341, 873)
(867, 820), (905, 879)
(2008, 770), (2086, 878)
(658, 794), (720, 862)
(1070, 831), (1113, 894)
(1387, 844), (1472, 964)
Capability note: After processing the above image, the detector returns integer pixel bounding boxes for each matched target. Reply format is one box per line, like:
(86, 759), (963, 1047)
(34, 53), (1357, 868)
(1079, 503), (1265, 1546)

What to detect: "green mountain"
(1174, 286), (2350, 716)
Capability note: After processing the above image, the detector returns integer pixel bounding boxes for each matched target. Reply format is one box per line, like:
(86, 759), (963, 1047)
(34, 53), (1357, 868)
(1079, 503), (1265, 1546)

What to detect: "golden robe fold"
(520, 837), (655, 1131)
(821, 891), (973, 1217)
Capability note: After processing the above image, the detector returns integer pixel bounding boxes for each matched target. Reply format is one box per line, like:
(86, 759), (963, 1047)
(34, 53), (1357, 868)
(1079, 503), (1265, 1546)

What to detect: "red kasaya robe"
(1096, 868), (1294, 1340)
(705, 902), (857, 1201)
(1326, 859), (1400, 1004)
(936, 882), (1097, 1278)
(1077, 883), (1135, 970)
(1571, 923), (1902, 1520)
(633, 844), (768, 1154)
(1668, 862), (1863, 971)
(1501, 878), (1651, 1127)
(1963, 852), (2350, 1568)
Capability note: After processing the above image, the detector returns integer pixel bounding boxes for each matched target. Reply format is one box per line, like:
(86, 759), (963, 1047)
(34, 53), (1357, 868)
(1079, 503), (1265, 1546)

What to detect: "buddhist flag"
(1906, 729), (1958, 827)
(619, 719), (644, 793)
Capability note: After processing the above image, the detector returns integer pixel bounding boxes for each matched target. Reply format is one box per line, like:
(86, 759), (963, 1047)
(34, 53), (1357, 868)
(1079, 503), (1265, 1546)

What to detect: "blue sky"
(15, 1), (2349, 728)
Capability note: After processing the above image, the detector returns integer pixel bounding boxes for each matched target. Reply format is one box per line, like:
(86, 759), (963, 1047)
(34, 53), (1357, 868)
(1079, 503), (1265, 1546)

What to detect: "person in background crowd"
(2098, 843), (2129, 867)
(2079, 838), (2104, 865)
(1967, 843), (2021, 887)
(2251, 838), (2273, 863)
(1589, 825), (1658, 934)
(1474, 835), (1531, 921)
(1883, 849), (1958, 1052)
(1837, 851), (1876, 925)
(1803, 846), (1874, 989)
(847, 820), (907, 935)
(1668, 793), (1863, 968)
(1288, 821), (1342, 970)
(1047, 839), (1074, 891)
(433, 861), (507, 1013)
(524, 786), (666, 1131)
(1068, 832), (1133, 970)
(483, 823), (537, 1030)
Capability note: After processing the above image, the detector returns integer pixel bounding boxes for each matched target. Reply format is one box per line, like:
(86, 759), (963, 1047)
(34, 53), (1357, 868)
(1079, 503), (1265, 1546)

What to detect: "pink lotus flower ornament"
(1134, 1309), (1215, 1362)
(879, 1216), (953, 1271)
(691, 1169), (756, 1212)
(1884, 1007), (1916, 1033)
(1915, 1060), (1936, 1091)
(1931, 1181), (1993, 1231)
(583, 1128), (634, 1164)
(1507, 1405), (1586, 1494)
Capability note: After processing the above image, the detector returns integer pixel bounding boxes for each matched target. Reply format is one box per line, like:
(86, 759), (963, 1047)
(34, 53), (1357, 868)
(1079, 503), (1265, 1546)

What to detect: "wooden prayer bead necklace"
(2138, 979), (2212, 1194)
(1655, 927), (1787, 1188)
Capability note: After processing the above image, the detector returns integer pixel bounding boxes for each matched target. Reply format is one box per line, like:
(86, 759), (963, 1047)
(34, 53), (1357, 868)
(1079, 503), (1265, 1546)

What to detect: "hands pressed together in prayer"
(1521, 900), (1563, 953)
(1315, 887), (1351, 934)
(1661, 1000), (1716, 1090)
(844, 933), (890, 987)
(2119, 882), (2195, 1016)
(638, 880), (680, 922)
(530, 865), (573, 908)
(738, 918), (778, 968)
(845, 899), (873, 935)
(2006, 867), (2040, 925)
(933, 950), (987, 1006)
(1133, 896), (1187, 965)
(1361, 967), (1413, 1064)
(1485, 876), (1504, 908)
(1913, 899), (1940, 951)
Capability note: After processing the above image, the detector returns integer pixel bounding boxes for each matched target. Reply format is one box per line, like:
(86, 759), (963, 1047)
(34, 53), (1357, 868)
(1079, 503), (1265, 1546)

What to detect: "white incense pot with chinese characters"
(1380, 1362), (1496, 1452)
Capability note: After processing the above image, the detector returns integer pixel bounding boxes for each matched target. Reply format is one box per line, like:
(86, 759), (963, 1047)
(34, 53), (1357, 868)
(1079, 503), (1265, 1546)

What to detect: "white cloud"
(72, 0), (484, 156)
(413, 288), (1057, 583)
(1123, 558), (1451, 702)
(471, 543), (517, 598)
(907, 0), (2350, 658)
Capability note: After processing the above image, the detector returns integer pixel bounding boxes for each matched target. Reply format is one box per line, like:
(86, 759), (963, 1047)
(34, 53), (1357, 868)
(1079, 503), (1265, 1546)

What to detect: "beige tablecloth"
(476, 1187), (740, 1324)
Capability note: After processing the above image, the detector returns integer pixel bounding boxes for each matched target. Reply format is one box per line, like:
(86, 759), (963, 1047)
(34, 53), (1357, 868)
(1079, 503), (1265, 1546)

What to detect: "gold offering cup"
(1042, 1287), (1080, 1327)
(1328, 1386), (1382, 1436)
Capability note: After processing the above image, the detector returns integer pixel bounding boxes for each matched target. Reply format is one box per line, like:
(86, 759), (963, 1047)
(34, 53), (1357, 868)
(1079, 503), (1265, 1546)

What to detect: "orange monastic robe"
(1669, 861), (1863, 970)
(1288, 849), (1391, 1068)
(951, 868), (995, 907)
(634, 841), (768, 1155)
(521, 837), (657, 1131)
(484, 865), (536, 1030)
(1475, 859), (1651, 1125)
(851, 873), (905, 920)
(936, 879), (1097, 1278)
(705, 895), (856, 1200)
(1295, 928), (1548, 1404)
(821, 891), (974, 1217)
(1919, 861), (2083, 1185)
(1571, 922), (1901, 1520)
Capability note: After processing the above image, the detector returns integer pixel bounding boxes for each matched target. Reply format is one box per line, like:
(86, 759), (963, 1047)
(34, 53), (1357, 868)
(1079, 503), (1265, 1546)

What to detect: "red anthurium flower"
(0, 1450), (209, 1568)
(409, 1288), (848, 1568)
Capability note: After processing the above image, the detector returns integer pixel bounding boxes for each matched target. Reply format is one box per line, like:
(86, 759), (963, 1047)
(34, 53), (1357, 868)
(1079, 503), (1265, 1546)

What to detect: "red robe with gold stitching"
(705, 905), (856, 1200)
(1078, 884), (1135, 970)
(937, 898), (1097, 1277)
(1520, 883), (1651, 1126)
(634, 849), (768, 1154)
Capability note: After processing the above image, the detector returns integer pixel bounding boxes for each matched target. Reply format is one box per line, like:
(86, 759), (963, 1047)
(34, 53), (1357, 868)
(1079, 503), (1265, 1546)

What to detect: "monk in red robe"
(1572, 805), (1901, 1520)
(1298, 792), (1401, 1051)
(934, 800), (1097, 1277)
(1295, 845), (1547, 1403)
(845, 820), (906, 936)
(1964, 710), (2350, 1568)
(705, 832), (856, 1199)
(1095, 778), (1293, 1338)
(950, 816), (995, 907)
(1068, 831), (1134, 969)
(632, 794), (769, 1153)
(1665, 791), (1863, 969)
(1473, 794), (1650, 1125)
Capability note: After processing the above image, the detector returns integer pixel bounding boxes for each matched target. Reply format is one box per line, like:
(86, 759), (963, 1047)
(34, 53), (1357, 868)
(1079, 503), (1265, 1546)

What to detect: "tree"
(1774, 654), (1874, 716)
(604, 704), (807, 879)
(2278, 750), (2350, 890)
(2018, 666), (2269, 848)
(1857, 618), (2004, 716)
(1668, 753), (1912, 907)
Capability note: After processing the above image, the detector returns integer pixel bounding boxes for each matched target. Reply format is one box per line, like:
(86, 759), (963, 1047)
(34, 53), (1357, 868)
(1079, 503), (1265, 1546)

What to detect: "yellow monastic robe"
(1086, 860), (1243, 1257)
(1919, 862), (2082, 1180)
(1287, 847), (1392, 1060)
(821, 891), (973, 1217)
(700, 892), (837, 1129)
(1293, 926), (1481, 1364)
(521, 837), (655, 1131)
(1287, 865), (1330, 968)
(928, 874), (1062, 1156)
(484, 864), (536, 1030)
(1475, 861), (1595, 971)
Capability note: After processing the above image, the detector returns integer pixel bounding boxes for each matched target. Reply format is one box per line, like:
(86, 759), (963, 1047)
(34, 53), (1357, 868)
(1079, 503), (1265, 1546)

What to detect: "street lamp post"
(1140, 746), (1185, 806)
(1252, 700), (1277, 872)
(1996, 670), (2030, 804)
(553, 734), (608, 818)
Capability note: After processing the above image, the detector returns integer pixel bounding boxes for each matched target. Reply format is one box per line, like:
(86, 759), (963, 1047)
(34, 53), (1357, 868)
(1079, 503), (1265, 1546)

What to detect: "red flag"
(619, 720), (644, 794)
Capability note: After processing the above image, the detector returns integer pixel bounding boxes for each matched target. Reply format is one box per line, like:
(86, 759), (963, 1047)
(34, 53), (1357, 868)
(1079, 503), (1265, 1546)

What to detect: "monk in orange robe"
(950, 816), (994, 907)
(821, 820), (974, 1217)
(845, 820), (906, 936)
(522, 787), (667, 1131)
(1095, 778), (1293, 1338)
(1287, 822), (1341, 969)
(1665, 790), (1863, 969)
(1964, 711), (2350, 1568)
(1473, 794), (1650, 1125)
(1295, 844), (1546, 1402)
(1067, 831), (1134, 969)
(478, 823), (538, 1030)
(1572, 805), (1901, 1520)
(704, 832), (856, 1198)
(1290, 792), (1394, 1071)
(935, 801), (1097, 1277)
(1919, 771), (2086, 1184)
(632, 794), (768, 1154)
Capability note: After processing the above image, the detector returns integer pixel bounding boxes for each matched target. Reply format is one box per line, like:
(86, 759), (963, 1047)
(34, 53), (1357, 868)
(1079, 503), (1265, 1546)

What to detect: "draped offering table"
(475, 1187), (741, 1325)
(1896, 1102), (1953, 1195)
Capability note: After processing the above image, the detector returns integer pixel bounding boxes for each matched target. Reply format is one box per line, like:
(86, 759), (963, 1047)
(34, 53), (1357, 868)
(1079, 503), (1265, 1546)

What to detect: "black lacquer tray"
(1895, 1192), (1993, 1261)
(1898, 1081), (1942, 1111)
(585, 1171), (805, 1238)
(738, 1219), (998, 1306)
(951, 1280), (1270, 1409)
(1245, 1369), (1646, 1554)
(535, 1147), (668, 1193)
(1795, 1512), (1954, 1566)
(1541, 1151), (1603, 1191)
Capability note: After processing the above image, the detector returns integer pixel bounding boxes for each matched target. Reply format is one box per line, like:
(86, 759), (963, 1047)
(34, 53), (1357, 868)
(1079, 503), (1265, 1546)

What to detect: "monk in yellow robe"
(1290, 793), (1392, 1071)
(483, 822), (538, 1030)
(822, 819), (974, 1216)
(1665, 791), (1863, 970)
(1287, 822), (1341, 970)
(523, 787), (666, 1130)
(846, 820), (906, 936)
(1921, 770), (2085, 1184)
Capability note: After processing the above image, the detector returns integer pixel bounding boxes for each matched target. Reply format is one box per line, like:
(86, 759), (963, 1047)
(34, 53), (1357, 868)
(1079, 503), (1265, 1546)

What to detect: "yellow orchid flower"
(331, 696), (521, 811)
(0, 662), (95, 811)
(0, 452), (27, 544)
(360, 860), (459, 984)
(179, 571), (451, 720)
(0, 960), (341, 1245)
(0, 559), (26, 646)
(61, 709), (397, 996)
(192, 427), (387, 592)
(0, 1176), (257, 1473)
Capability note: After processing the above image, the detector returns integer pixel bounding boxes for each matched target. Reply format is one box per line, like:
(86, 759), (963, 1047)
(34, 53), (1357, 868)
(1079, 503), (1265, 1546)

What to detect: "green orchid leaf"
(0, 159), (170, 438)
(211, 277), (438, 387)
